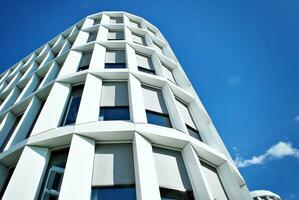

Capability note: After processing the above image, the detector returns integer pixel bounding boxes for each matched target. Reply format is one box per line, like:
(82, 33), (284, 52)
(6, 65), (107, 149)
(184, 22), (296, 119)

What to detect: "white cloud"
(234, 141), (299, 168)
(294, 116), (299, 122)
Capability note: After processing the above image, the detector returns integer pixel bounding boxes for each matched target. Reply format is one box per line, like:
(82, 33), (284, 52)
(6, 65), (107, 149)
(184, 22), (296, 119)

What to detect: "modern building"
(0, 11), (252, 200)
(251, 190), (281, 200)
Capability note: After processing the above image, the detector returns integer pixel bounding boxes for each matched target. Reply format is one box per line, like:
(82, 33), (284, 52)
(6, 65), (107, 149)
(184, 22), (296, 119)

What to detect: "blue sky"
(1, 0), (299, 199)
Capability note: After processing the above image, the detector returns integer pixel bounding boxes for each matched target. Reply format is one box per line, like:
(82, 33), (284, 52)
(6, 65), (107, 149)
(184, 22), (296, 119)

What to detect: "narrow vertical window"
(87, 31), (98, 43)
(153, 147), (194, 199)
(176, 98), (202, 141)
(0, 113), (23, 152)
(162, 64), (177, 84)
(132, 33), (146, 46)
(60, 85), (83, 126)
(39, 149), (69, 200)
(201, 162), (228, 200)
(142, 85), (172, 128)
(136, 53), (155, 75)
(0, 166), (15, 198)
(78, 52), (92, 71)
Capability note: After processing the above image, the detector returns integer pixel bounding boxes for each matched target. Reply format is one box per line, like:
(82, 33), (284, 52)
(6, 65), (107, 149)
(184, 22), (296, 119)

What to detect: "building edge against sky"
(0, 11), (252, 199)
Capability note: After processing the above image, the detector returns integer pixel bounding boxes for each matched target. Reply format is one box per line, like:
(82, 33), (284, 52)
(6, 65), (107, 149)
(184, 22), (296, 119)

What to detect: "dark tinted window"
(186, 125), (202, 141)
(99, 106), (130, 121)
(0, 167), (15, 198)
(91, 187), (136, 200)
(60, 85), (83, 126)
(138, 67), (155, 75)
(87, 32), (98, 43)
(0, 113), (23, 152)
(160, 188), (194, 200)
(146, 110), (172, 128)
(104, 63), (126, 69)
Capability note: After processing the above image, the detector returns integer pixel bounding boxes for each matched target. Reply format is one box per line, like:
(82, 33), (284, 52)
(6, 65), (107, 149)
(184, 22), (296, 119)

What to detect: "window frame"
(145, 109), (172, 128)
(41, 166), (65, 200)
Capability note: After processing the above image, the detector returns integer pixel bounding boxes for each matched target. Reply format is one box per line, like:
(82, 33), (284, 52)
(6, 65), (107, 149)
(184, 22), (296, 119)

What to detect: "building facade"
(0, 11), (252, 200)
(251, 190), (281, 200)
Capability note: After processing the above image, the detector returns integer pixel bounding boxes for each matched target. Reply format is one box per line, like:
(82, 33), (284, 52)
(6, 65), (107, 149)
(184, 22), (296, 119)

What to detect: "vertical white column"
(126, 43), (138, 71)
(2, 146), (50, 200)
(162, 85), (186, 132)
(89, 44), (106, 70)
(133, 133), (160, 200)
(82, 18), (94, 29)
(76, 74), (102, 124)
(73, 31), (89, 47)
(128, 74), (147, 123)
(31, 82), (71, 135)
(101, 14), (110, 24)
(59, 134), (95, 200)
(217, 162), (251, 200)
(182, 143), (214, 200)
(58, 50), (81, 77)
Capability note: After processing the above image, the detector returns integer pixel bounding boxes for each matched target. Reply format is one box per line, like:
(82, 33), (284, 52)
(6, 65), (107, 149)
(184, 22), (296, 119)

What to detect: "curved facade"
(0, 12), (252, 200)
(251, 190), (281, 200)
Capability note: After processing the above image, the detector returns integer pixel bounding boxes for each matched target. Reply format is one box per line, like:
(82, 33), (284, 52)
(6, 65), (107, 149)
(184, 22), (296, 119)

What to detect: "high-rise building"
(0, 11), (252, 200)
(251, 190), (281, 200)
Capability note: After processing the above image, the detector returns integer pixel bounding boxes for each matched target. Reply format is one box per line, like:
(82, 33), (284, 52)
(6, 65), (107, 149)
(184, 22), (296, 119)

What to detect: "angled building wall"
(0, 11), (252, 200)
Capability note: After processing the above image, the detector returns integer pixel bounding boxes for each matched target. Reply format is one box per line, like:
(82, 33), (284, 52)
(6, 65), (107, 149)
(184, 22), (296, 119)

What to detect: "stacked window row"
(0, 12), (172, 93)
(0, 143), (229, 200)
(0, 80), (202, 154)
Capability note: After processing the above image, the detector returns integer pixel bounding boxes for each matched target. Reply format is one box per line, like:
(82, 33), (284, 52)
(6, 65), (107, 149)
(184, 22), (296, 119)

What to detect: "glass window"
(105, 50), (126, 69)
(0, 167), (15, 198)
(146, 110), (172, 128)
(78, 52), (92, 71)
(93, 18), (101, 25)
(110, 17), (123, 24)
(108, 30), (124, 40)
(136, 53), (155, 75)
(91, 187), (136, 200)
(0, 113), (23, 152)
(60, 85), (83, 126)
(138, 67), (155, 75)
(38, 149), (69, 200)
(186, 125), (202, 141)
(132, 33), (146, 45)
(87, 31), (98, 43)
(99, 106), (130, 121)
(160, 188), (194, 200)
